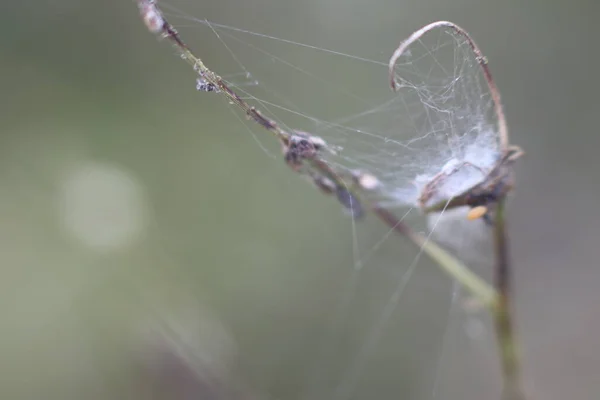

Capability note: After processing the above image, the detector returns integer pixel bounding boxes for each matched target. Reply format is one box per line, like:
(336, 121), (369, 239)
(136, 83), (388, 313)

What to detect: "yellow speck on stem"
(467, 205), (488, 220)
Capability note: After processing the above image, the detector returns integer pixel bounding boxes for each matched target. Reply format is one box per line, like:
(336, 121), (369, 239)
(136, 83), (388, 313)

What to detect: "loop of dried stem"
(388, 20), (510, 150)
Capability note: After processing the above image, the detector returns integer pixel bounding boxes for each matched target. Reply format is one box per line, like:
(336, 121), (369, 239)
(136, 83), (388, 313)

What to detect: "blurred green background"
(1, 0), (599, 399)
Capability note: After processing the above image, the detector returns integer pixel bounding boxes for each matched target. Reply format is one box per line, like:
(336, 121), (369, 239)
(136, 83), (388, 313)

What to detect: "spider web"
(156, 2), (501, 399)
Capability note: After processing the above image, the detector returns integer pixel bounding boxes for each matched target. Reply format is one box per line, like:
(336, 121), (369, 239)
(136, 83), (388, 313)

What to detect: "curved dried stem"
(388, 21), (510, 150)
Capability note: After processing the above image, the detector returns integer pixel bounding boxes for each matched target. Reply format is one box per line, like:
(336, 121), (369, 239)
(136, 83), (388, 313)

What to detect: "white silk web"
(161, 4), (501, 211)
(153, 1), (501, 399)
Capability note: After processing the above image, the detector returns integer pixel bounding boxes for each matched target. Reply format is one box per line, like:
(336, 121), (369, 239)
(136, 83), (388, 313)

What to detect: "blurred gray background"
(0, 0), (599, 399)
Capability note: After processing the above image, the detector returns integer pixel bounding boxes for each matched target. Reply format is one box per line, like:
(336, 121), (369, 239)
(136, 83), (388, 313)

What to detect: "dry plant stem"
(135, 0), (497, 308)
(139, 3), (527, 397)
(494, 199), (525, 400)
